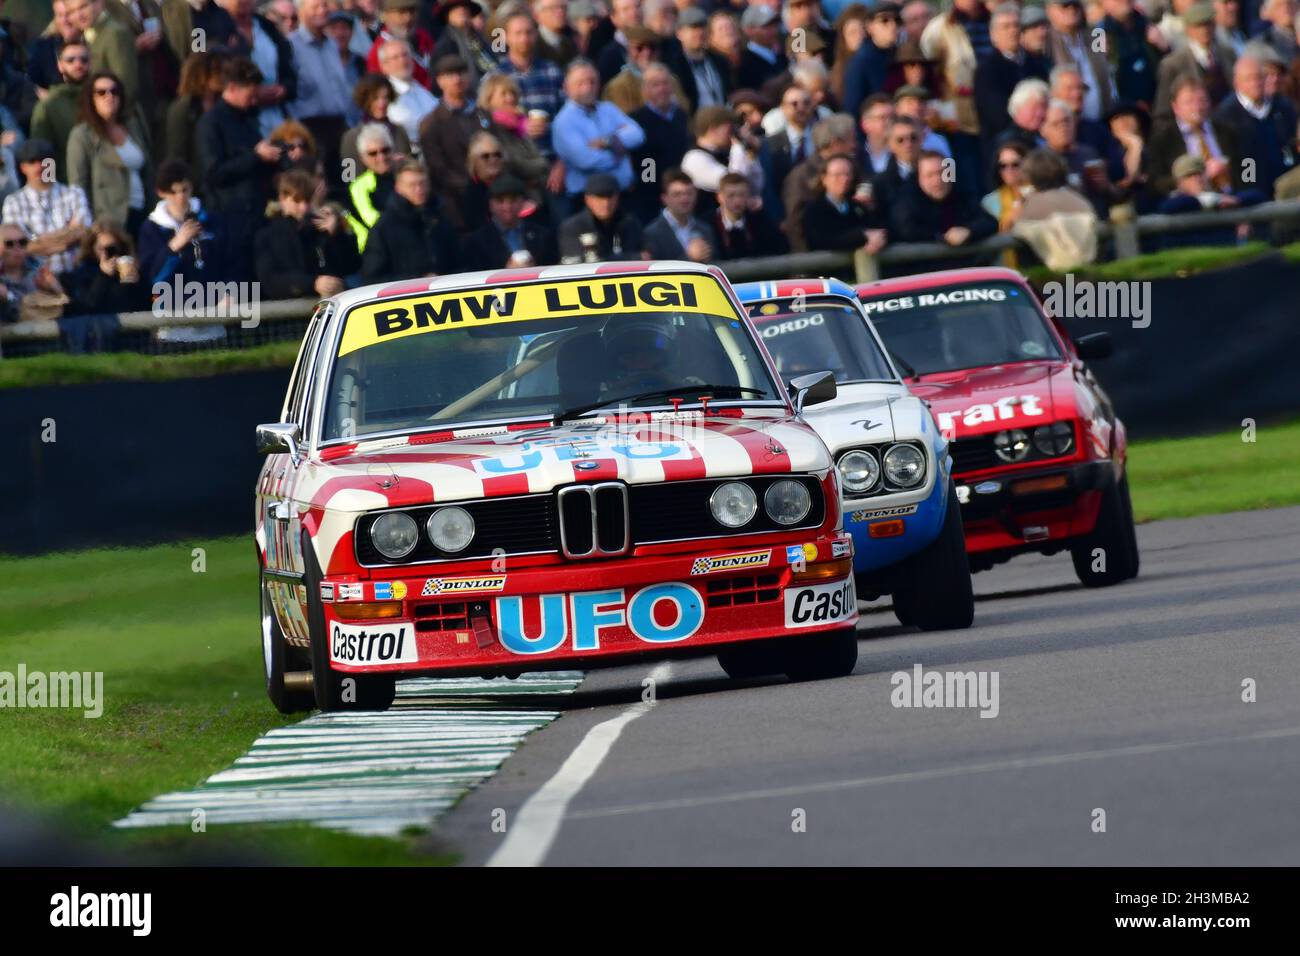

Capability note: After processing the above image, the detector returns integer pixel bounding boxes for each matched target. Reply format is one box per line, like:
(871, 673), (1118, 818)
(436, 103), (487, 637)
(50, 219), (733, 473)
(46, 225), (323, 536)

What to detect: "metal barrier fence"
(4, 199), (1300, 357)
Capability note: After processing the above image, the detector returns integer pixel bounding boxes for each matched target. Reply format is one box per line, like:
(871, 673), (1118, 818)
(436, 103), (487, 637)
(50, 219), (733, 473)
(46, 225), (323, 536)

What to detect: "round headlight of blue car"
(371, 511), (420, 560)
(883, 443), (925, 488)
(764, 479), (812, 525)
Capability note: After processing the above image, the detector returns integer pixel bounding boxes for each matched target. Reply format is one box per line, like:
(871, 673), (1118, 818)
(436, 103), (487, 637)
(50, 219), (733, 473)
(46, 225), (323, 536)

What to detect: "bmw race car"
(255, 262), (862, 712)
(735, 279), (974, 631)
(856, 267), (1139, 587)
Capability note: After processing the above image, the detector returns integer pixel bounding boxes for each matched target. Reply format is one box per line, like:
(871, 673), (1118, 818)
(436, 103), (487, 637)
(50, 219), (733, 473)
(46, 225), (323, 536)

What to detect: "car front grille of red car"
(703, 573), (782, 609)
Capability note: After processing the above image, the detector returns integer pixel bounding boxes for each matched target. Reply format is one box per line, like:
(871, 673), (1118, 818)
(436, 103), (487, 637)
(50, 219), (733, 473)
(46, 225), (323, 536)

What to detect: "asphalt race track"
(428, 506), (1300, 866)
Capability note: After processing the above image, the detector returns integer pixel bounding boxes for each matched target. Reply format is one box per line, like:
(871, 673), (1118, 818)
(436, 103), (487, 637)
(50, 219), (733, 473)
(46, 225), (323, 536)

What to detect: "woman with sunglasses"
(455, 130), (511, 233)
(980, 140), (1029, 267)
(66, 71), (152, 237)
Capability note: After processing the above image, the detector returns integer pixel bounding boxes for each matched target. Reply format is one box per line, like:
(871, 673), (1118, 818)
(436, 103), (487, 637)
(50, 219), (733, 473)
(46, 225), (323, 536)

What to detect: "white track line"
(487, 663), (672, 867)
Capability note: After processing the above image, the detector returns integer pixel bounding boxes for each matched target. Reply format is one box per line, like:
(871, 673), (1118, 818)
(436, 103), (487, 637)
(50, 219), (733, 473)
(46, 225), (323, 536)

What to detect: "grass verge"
(0, 340), (301, 390)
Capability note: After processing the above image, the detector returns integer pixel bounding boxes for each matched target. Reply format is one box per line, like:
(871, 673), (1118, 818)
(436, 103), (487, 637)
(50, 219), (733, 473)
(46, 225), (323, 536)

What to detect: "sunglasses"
(999, 160), (1022, 169)
(364, 146), (393, 157)
(893, 134), (919, 142)
(93, 86), (121, 98)
(99, 244), (124, 258)
(4, 237), (28, 249)
(477, 151), (504, 160)
(61, 54), (89, 63)
(275, 140), (309, 151)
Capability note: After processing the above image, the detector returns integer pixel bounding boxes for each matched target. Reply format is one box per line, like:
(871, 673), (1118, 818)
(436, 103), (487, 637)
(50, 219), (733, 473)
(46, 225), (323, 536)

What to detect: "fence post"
(853, 247), (879, 283)
(1110, 203), (1140, 260)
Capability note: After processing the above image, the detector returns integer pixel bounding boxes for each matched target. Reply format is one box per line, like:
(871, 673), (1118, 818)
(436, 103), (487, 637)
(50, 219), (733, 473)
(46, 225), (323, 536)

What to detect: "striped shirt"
(2, 182), (92, 273)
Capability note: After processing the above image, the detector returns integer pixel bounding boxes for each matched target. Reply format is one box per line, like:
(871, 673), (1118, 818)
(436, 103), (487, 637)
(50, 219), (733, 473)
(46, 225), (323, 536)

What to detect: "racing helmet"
(600, 316), (679, 375)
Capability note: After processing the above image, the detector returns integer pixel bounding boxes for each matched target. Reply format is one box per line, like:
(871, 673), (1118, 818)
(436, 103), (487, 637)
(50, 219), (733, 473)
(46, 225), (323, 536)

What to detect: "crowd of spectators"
(0, 0), (1297, 332)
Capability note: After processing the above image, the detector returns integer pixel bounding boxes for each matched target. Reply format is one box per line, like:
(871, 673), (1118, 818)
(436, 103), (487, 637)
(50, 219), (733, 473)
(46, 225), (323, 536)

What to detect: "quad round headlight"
(709, 481), (758, 528)
(838, 450), (880, 494)
(371, 511), (419, 560)
(427, 506), (475, 553)
(1033, 421), (1075, 457)
(993, 429), (1031, 463)
(883, 443), (925, 487)
(764, 479), (812, 525)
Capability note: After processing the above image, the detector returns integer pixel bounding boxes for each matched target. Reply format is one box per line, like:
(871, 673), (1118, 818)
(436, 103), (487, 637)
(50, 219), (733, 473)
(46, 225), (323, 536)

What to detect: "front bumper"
(956, 459), (1113, 557)
(843, 472), (948, 573)
(320, 532), (858, 676)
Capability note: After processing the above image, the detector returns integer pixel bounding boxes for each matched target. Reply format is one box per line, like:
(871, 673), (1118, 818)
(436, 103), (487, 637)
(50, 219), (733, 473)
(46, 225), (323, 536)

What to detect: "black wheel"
(261, 573), (315, 714)
(301, 532), (397, 712)
(1071, 472), (1140, 587)
(892, 482), (974, 630)
(717, 641), (786, 679)
(782, 627), (859, 681)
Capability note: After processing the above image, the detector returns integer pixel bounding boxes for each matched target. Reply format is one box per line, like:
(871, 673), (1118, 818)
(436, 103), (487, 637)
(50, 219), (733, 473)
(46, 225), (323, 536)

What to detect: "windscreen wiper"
(889, 350), (920, 381)
(553, 384), (766, 425)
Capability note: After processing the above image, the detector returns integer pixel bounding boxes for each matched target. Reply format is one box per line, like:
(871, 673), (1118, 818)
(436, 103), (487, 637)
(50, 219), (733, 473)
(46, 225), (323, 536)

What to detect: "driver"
(599, 316), (686, 398)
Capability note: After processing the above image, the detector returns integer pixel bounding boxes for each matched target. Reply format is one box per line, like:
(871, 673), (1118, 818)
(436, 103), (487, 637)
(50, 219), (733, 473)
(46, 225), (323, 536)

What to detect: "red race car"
(856, 267), (1139, 587)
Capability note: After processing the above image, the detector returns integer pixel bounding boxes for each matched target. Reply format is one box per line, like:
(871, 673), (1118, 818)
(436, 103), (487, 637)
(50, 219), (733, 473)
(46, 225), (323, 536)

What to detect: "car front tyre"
(261, 573), (315, 714)
(892, 481), (975, 630)
(781, 627), (859, 681)
(717, 640), (786, 680)
(301, 532), (397, 712)
(1071, 471), (1140, 587)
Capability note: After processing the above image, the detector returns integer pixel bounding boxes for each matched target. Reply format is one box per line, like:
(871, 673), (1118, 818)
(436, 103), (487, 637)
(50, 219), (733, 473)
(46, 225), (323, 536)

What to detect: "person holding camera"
(137, 161), (231, 294)
(680, 105), (764, 216)
(61, 219), (147, 319)
(255, 168), (361, 299)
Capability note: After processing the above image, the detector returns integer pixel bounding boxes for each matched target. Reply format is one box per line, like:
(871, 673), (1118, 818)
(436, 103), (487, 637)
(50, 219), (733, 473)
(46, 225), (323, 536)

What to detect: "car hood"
(801, 382), (931, 450)
(905, 361), (1069, 438)
(297, 412), (832, 513)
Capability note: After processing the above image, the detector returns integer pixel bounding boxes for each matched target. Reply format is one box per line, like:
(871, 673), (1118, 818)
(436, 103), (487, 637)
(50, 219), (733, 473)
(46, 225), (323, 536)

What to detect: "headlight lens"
(838, 450), (880, 494)
(371, 511), (419, 560)
(709, 481), (758, 528)
(764, 479), (812, 525)
(426, 506), (475, 553)
(883, 443), (925, 487)
(1033, 421), (1075, 457)
(993, 429), (1031, 463)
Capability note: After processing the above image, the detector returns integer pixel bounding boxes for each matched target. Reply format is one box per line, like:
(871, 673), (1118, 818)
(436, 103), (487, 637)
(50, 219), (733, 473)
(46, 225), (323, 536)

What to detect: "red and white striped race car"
(256, 262), (859, 712)
(856, 267), (1139, 587)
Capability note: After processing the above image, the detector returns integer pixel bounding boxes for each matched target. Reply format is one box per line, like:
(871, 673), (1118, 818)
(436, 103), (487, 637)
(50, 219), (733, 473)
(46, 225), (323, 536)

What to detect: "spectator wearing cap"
(569, 1), (604, 62)
(66, 0), (136, 116)
(376, 39), (438, 149)
(1154, 2), (1233, 117)
(642, 167), (718, 262)
(418, 55), (503, 210)
(664, 6), (731, 113)
(682, 105), (764, 215)
(495, 9), (564, 153)
(289, 0), (359, 171)
(431, 1), (497, 91)
(1212, 51), (1298, 195)
(341, 73), (412, 169)
(254, 166), (360, 297)
(552, 59), (645, 198)
(1155, 151), (1263, 246)
(462, 174), (557, 268)
(1099, 0), (1160, 110)
(31, 41), (90, 183)
(767, 83), (819, 191)
(1046, 0), (1116, 122)
(531, 0), (578, 67)
(894, 83), (952, 155)
(975, 2), (1050, 157)
(782, 111), (859, 249)
(628, 63), (692, 222)
(739, 5), (789, 91)
(360, 158), (459, 280)
(1146, 75), (1239, 196)
(603, 26), (686, 116)
(557, 172), (644, 262)
(889, 148), (996, 244)
(195, 56), (283, 269)
(712, 171), (787, 259)
(223, 0), (298, 139)
(843, 0), (901, 120)
(593, 0), (644, 86)
(366, 0), (436, 89)
(802, 152), (889, 253)
(1019, 4), (1051, 57)
(66, 70), (152, 236)
(919, 0), (989, 195)
(885, 37), (942, 97)
(2, 138), (91, 274)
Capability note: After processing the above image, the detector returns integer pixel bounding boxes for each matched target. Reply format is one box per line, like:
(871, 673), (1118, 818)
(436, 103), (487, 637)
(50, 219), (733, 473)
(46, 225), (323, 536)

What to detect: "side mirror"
(257, 422), (303, 465)
(789, 370), (837, 413)
(1074, 332), (1113, 361)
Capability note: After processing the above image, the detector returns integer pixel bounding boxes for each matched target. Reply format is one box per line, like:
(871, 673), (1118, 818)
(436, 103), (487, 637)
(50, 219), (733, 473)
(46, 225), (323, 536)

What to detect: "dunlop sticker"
(690, 549), (771, 575)
(338, 276), (736, 356)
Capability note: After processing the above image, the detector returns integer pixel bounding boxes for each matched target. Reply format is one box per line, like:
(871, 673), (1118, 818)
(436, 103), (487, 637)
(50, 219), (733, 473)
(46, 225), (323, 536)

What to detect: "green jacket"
(85, 11), (140, 108)
(66, 109), (154, 226)
(30, 82), (83, 183)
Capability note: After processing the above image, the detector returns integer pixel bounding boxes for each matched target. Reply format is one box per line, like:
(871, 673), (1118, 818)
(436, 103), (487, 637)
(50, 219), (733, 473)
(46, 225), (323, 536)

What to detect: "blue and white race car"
(735, 279), (974, 630)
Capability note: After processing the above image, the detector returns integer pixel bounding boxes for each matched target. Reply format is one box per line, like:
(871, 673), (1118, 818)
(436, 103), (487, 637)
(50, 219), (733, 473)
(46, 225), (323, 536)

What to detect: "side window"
(282, 303), (330, 427)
